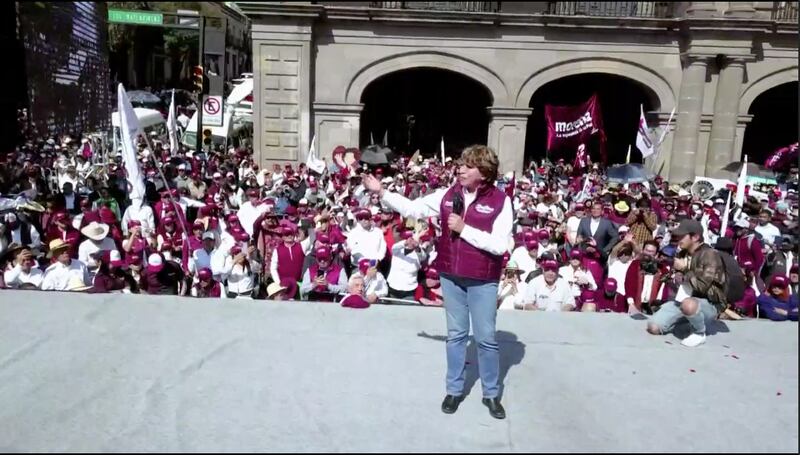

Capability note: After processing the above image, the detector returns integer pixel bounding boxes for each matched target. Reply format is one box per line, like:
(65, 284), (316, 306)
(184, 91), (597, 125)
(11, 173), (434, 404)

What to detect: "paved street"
(0, 291), (797, 452)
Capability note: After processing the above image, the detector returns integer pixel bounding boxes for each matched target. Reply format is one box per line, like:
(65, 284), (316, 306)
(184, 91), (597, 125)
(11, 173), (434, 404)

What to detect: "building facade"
(238, 1), (798, 181)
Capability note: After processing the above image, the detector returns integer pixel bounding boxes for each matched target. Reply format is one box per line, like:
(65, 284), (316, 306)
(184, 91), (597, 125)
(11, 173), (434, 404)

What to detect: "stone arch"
(740, 66), (799, 114)
(515, 57), (676, 111)
(345, 51), (509, 105)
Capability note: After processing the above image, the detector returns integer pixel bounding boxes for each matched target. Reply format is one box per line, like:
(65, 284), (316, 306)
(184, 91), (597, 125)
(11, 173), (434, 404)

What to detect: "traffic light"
(203, 128), (212, 146)
(192, 66), (208, 94)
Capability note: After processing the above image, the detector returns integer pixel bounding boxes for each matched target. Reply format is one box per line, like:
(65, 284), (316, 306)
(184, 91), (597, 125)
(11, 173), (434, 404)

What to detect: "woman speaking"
(363, 145), (512, 419)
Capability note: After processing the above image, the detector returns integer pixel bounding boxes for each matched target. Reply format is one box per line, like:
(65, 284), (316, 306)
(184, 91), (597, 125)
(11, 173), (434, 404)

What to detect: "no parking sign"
(203, 96), (223, 127)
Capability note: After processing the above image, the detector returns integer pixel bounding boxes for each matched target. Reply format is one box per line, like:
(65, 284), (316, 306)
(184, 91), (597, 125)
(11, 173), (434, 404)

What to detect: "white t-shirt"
(387, 241), (426, 292)
(498, 279), (527, 311)
(525, 275), (575, 311)
(607, 259), (632, 296)
(755, 223), (781, 245)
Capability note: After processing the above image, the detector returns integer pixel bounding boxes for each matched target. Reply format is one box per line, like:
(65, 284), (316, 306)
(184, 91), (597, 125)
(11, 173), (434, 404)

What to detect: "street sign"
(108, 9), (164, 26)
(202, 96), (223, 127)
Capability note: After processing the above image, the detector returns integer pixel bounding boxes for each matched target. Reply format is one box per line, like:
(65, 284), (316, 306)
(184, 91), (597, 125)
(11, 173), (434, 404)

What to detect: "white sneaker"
(681, 333), (706, 347)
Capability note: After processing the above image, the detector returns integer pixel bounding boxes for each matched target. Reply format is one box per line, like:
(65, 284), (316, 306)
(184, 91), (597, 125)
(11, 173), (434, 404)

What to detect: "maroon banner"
(765, 142), (798, 171)
(545, 94), (606, 162)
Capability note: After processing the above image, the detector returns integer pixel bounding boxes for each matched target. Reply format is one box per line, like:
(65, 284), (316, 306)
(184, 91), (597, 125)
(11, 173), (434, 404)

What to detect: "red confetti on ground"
(731, 355), (740, 360)
(689, 369), (696, 373)
(777, 392), (782, 396)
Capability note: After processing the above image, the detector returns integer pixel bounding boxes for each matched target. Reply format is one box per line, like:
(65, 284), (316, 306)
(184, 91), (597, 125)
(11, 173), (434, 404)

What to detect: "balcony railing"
(773, 1), (798, 22)
(546, 2), (674, 18)
(369, 2), (500, 13)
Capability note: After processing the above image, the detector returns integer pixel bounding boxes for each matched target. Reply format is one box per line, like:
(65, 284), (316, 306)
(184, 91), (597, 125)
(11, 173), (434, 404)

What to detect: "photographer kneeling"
(646, 220), (730, 347)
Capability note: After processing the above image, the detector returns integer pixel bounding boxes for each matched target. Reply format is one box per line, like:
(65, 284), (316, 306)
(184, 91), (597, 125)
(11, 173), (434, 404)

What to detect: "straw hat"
(267, 282), (288, 299)
(47, 239), (71, 258)
(614, 201), (630, 213)
(66, 276), (92, 292)
(81, 221), (110, 241)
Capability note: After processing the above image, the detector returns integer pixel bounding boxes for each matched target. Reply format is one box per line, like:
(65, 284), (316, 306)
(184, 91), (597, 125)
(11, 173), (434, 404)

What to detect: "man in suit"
(577, 201), (619, 259)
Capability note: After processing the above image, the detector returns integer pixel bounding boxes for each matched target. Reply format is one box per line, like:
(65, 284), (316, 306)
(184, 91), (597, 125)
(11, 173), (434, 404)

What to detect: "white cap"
(147, 253), (162, 266)
(734, 218), (750, 228)
(299, 198), (308, 206)
(381, 177), (394, 184)
(714, 198), (725, 204)
(213, 172), (222, 178)
(202, 231), (216, 240)
(109, 250), (122, 262)
(704, 200), (713, 207)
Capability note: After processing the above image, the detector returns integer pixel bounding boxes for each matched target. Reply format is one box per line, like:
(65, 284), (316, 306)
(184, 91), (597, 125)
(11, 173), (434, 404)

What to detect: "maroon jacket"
(735, 234), (765, 273)
(435, 183), (507, 282)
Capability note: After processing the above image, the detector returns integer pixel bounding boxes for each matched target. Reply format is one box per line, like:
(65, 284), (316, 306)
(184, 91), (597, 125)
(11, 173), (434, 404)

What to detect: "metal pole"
(195, 15), (205, 154)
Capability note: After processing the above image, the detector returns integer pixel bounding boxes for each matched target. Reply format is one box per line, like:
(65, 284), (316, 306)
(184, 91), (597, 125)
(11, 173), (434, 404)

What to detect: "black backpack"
(718, 250), (745, 304)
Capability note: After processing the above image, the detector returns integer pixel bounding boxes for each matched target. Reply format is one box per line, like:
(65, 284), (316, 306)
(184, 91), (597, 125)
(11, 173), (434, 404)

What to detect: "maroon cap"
(604, 278), (618, 293)
(538, 230), (550, 241)
(425, 267), (440, 280)
(525, 239), (539, 251)
(541, 260), (559, 271)
(770, 275), (788, 289)
(570, 249), (583, 260)
(355, 210), (371, 221)
(197, 268), (213, 282)
(316, 246), (332, 261)
(400, 231), (414, 240)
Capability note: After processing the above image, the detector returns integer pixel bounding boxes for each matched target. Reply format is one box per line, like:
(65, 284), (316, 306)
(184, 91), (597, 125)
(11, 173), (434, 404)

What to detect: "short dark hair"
(643, 240), (659, 252)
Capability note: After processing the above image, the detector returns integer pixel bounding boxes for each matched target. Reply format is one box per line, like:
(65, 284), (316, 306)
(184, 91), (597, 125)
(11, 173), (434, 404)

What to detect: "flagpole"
(440, 136), (446, 165)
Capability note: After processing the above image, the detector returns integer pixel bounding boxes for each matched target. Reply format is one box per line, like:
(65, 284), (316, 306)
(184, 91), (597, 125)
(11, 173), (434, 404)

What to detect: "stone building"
(238, 1), (798, 181)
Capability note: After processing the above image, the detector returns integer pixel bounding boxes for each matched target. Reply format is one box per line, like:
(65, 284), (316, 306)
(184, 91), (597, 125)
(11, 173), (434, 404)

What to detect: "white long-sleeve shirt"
(78, 238), (118, 271)
(558, 265), (597, 298)
(364, 271), (389, 298)
(525, 275), (575, 311)
(4, 264), (44, 289)
(41, 259), (90, 291)
(498, 279), (527, 310)
(189, 247), (226, 278)
(382, 186), (513, 256)
(221, 257), (261, 295)
(386, 241), (426, 292)
(509, 246), (538, 282)
(346, 224), (386, 262)
(237, 201), (268, 237)
(122, 204), (155, 236)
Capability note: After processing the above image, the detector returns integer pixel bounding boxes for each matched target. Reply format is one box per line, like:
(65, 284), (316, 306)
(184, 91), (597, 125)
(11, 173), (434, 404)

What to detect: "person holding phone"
(363, 145), (512, 420)
(299, 246), (348, 301)
(358, 257), (388, 304)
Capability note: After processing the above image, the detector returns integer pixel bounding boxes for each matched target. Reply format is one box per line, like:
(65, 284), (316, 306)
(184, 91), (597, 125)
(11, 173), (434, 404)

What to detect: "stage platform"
(0, 291), (797, 453)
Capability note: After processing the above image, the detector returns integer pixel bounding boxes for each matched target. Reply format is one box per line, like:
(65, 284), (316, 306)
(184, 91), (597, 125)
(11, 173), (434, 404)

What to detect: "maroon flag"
(545, 94), (606, 163)
(765, 142), (798, 171)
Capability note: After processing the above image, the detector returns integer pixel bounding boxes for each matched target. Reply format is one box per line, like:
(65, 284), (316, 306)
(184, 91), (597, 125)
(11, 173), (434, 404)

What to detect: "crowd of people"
(0, 129), (798, 325)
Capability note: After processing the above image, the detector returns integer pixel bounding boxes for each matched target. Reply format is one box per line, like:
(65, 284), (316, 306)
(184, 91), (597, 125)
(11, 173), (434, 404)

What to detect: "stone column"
(685, 2), (719, 17)
(486, 107), (532, 174)
(669, 55), (710, 182)
(725, 1), (756, 17)
(706, 58), (747, 178)
(251, 21), (313, 168)
(313, 103), (364, 162)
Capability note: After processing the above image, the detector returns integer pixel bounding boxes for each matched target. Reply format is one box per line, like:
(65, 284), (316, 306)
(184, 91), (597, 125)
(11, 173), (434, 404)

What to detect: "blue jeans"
(650, 298), (719, 335)
(439, 273), (500, 399)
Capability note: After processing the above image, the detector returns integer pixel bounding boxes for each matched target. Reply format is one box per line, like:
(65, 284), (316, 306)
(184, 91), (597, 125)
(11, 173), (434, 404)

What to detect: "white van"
(111, 108), (168, 151)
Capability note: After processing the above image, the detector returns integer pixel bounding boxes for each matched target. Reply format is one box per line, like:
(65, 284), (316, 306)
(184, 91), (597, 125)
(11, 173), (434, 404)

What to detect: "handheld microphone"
(451, 192), (464, 239)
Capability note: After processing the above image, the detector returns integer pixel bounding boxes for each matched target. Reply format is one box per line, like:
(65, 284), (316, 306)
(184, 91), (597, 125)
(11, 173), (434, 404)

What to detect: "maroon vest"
(435, 183), (507, 281)
(277, 242), (305, 281)
(308, 263), (343, 291)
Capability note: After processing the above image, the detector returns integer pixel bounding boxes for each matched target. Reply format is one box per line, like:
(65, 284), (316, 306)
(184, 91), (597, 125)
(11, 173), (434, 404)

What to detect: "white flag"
(166, 89), (179, 156)
(440, 137), (445, 164)
(305, 134), (325, 174)
(735, 155), (748, 208)
(719, 191), (732, 238)
(117, 84), (146, 208)
(636, 104), (655, 158)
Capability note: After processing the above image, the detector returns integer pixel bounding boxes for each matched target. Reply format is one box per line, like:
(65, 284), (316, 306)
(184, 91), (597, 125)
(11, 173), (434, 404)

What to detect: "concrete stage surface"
(0, 291), (797, 453)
